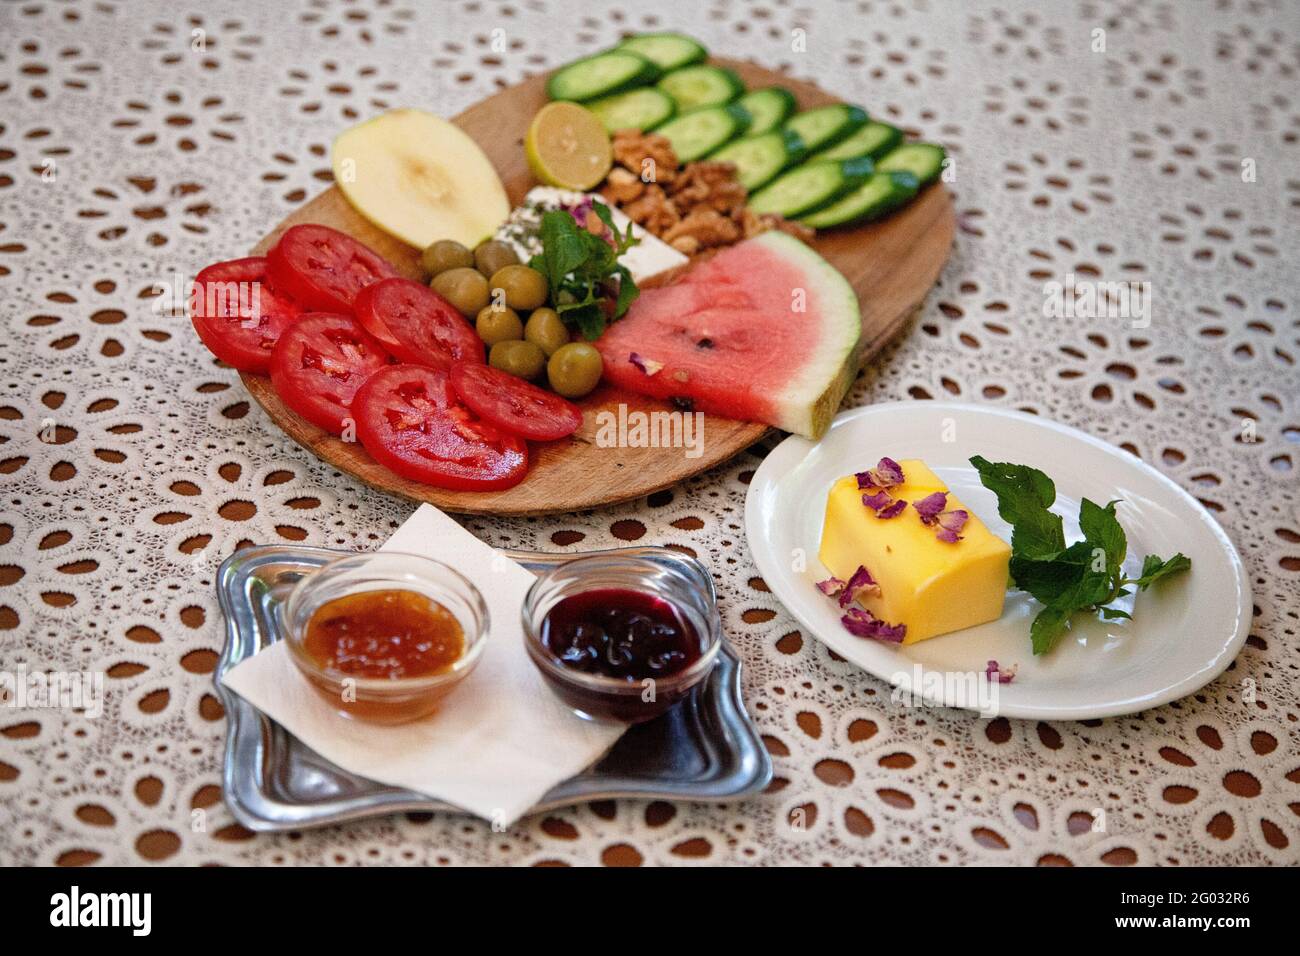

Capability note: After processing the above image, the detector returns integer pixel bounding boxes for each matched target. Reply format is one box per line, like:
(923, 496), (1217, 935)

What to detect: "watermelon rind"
(748, 231), (863, 438)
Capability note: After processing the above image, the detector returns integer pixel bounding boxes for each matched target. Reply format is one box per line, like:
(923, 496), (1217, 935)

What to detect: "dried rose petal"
(838, 565), (881, 607)
(856, 456), (905, 490)
(938, 509), (968, 532)
(985, 659), (1017, 684)
(913, 491), (948, 522)
(841, 607), (907, 643)
(862, 492), (907, 519)
(877, 498), (907, 519)
(629, 352), (663, 376)
(935, 509), (969, 543)
(916, 494), (967, 542)
(816, 576), (846, 597)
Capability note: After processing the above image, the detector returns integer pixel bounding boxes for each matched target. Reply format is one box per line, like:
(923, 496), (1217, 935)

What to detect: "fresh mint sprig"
(528, 201), (639, 340)
(970, 455), (1191, 655)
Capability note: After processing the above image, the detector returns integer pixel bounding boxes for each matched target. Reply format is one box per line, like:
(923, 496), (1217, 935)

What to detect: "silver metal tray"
(214, 544), (772, 831)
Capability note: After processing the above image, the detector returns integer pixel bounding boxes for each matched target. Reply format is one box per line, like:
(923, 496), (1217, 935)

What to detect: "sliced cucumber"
(587, 87), (676, 132)
(736, 86), (797, 135)
(800, 171), (920, 228)
(748, 157), (875, 218)
(711, 129), (806, 191)
(616, 32), (708, 72)
(656, 103), (751, 162)
(546, 50), (658, 102)
(784, 104), (869, 153)
(814, 121), (902, 162)
(657, 64), (744, 111)
(876, 142), (947, 186)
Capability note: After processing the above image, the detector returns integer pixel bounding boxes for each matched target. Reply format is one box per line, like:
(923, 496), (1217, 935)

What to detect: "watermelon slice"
(596, 232), (862, 438)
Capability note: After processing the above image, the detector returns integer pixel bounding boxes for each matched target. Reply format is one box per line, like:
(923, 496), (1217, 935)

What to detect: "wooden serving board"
(243, 59), (954, 516)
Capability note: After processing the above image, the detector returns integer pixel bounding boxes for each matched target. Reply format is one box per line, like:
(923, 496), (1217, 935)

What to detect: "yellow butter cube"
(817, 460), (1011, 644)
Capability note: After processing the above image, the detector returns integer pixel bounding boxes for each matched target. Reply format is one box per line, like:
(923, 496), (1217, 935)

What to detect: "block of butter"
(818, 459), (1011, 644)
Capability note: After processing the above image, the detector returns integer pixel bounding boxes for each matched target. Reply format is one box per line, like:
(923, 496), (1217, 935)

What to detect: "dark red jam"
(541, 588), (701, 681)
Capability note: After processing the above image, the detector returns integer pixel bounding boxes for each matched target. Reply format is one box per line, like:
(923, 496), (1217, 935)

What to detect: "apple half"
(331, 108), (510, 251)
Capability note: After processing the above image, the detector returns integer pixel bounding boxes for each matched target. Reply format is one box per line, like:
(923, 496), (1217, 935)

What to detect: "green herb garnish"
(528, 201), (639, 340)
(971, 455), (1191, 655)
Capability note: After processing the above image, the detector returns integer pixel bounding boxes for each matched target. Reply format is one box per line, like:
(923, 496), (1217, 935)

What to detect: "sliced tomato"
(353, 364), (529, 491)
(355, 277), (485, 368)
(450, 362), (582, 442)
(190, 257), (303, 373)
(269, 313), (390, 435)
(266, 223), (398, 313)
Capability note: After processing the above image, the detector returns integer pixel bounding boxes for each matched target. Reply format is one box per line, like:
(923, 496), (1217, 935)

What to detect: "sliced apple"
(332, 108), (510, 250)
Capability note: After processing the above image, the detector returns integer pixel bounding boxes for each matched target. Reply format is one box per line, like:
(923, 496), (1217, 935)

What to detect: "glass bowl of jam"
(283, 552), (488, 724)
(522, 553), (722, 723)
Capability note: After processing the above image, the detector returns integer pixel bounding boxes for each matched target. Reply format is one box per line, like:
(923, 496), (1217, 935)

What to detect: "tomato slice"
(354, 277), (485, 368)
(266, 224), (398, 313)
(190, 257), (303, 373)
(353, 364), (529, 491)
(269, 313), (391, 435)
(450, 361), (582, 441)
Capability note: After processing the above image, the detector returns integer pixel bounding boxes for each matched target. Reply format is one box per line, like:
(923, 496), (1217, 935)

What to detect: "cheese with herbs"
(493, 186), (687, 284)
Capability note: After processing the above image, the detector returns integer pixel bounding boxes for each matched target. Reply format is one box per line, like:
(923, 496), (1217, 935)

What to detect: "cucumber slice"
(711, 129), (806, 191)
(784, 104), (869, 153)
(814, 121), (903, 162)
(656, 103), (751, 162)
(736, 86), (797, 135)
(657, 64), (744, 111)
(546, 50), (658, 102)
(800, 171), (920, 228)
(876, 142), (947, 186)
(587, 87), (676, 132)
(748, 157), (875, 218)
(616, 32), (708, 72)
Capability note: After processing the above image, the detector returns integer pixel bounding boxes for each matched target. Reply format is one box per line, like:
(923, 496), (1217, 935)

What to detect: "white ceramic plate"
(744, 402), (1251, 719)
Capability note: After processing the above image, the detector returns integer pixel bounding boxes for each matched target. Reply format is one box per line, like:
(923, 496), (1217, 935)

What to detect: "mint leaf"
(1131, 553), (1191, 590)
(970, 456), (1065, 559)
(612, 263), (639, 319)
(1030, 606), (1071, 655)
(1078, 497), (1126, 578)
(567, 304), (607, 341)
(1009, 541), (1089, 605)
(533, 211), (586, 290)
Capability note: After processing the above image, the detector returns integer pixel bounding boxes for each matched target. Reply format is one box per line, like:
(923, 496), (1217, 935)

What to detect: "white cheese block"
(494, 186), (687, 284)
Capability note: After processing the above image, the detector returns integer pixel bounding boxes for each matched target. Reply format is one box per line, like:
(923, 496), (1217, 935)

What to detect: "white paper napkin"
(221, 503), (626, 826)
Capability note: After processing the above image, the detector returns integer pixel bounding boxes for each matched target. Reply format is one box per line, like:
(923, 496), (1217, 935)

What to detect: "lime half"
(525, 101), (613, 191)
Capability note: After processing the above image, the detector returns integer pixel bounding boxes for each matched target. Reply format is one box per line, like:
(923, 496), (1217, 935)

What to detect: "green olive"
(490, 264), (549, 312)
(547, 342), (603, 399)
(431, 267), (490, 316)
(473, 239), (520, 278)
(421, 239), (474, 278)
(489, 340), (547, 381)
(523, 307), (570, 357)
(475, 305), (524, 346)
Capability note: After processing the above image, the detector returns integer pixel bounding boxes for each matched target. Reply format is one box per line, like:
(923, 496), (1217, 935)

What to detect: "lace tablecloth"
(1, 0), (1297, 867)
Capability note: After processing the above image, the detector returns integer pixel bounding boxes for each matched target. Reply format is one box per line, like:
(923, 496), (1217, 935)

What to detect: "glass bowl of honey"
(283, 552), (489, 724)
(521, 553), (722, 723)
